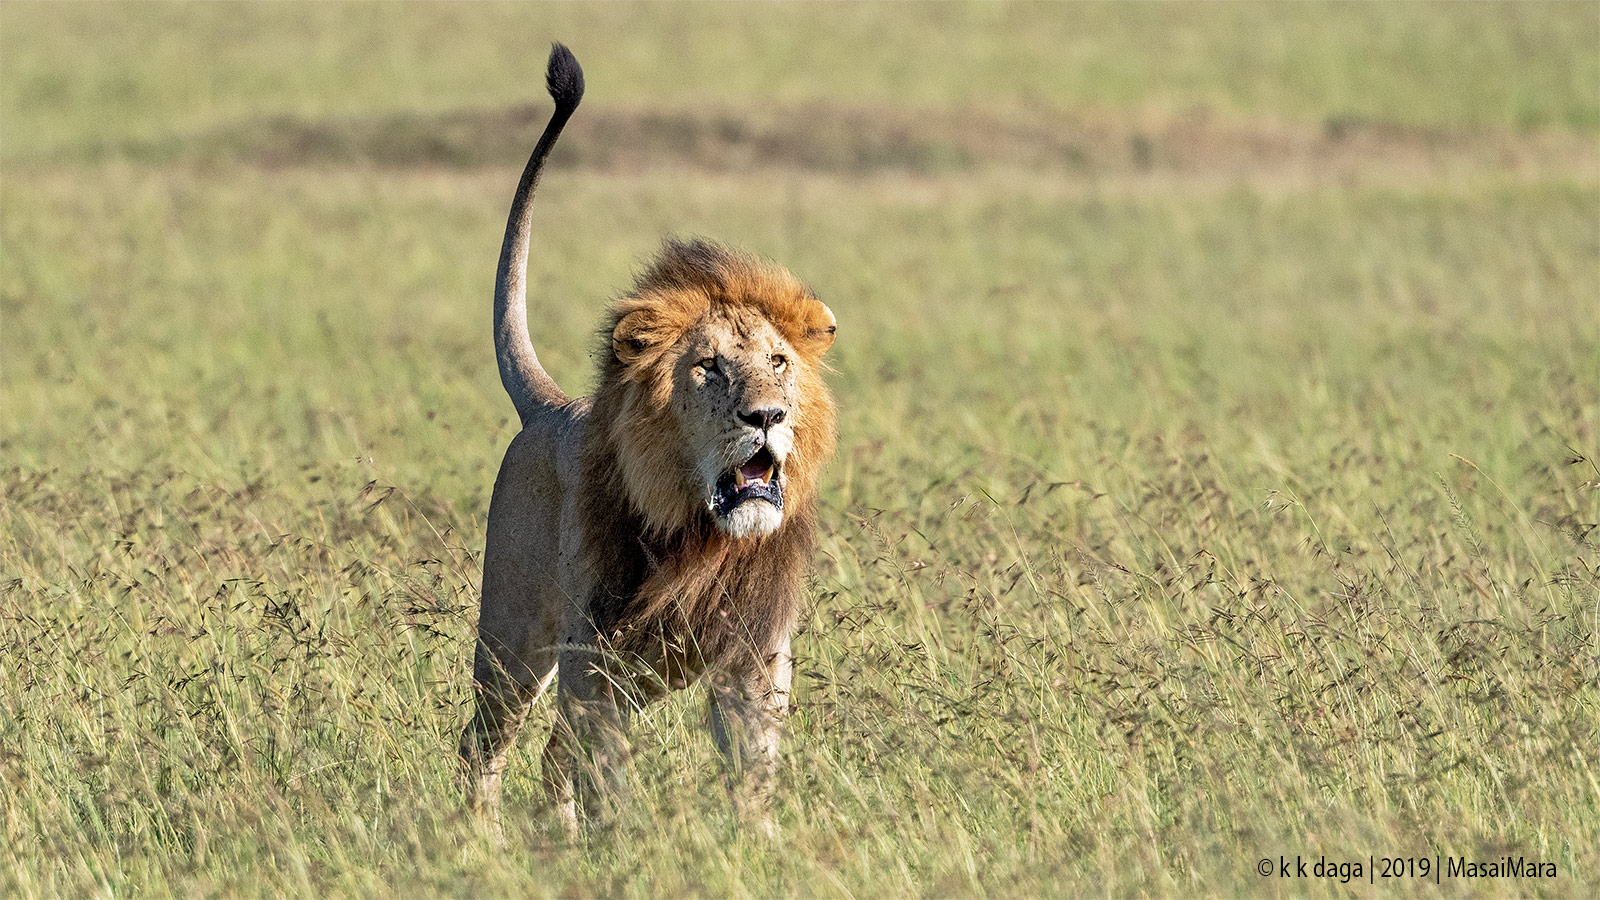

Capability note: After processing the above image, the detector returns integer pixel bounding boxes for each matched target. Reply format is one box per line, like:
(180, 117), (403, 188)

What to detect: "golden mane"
(579, 239), (837, 671)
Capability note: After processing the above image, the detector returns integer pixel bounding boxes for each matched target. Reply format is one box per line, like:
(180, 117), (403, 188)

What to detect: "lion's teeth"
(734, 457), (775, 489)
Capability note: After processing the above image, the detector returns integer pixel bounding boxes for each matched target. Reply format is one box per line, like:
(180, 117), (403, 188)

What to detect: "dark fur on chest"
(579, 454), (815, 676)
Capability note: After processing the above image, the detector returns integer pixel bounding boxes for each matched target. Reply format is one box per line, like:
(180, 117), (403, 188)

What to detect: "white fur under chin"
(718, 500), (783, 539)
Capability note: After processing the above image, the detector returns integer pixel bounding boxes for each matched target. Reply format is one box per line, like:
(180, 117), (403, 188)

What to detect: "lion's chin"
(717, 500), (783, 539)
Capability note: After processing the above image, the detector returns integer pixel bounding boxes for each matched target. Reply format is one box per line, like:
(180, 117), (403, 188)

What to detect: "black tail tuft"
(546, 43), (585, 114)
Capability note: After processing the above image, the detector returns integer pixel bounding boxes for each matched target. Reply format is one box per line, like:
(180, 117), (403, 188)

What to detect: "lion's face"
(672, 311), (802, 538)
(599, 244), (837, 540)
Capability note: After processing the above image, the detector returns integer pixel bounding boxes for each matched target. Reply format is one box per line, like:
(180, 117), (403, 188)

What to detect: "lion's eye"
(698, 357), (719, 374)
(771, 354), (787, 372)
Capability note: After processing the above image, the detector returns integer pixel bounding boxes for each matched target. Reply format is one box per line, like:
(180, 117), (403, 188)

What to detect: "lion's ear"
(798, 301), (836, 356)
(612, 310), (654, 364)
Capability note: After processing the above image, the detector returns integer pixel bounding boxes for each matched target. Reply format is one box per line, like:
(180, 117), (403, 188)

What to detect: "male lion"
(458, 44), (838, 833)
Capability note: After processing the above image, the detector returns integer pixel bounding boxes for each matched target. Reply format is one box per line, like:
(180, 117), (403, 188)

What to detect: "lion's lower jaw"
(716, 500), (783, 539)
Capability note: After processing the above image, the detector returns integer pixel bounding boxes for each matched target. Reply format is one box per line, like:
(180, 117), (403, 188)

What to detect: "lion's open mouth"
(710, 446), (783, 517)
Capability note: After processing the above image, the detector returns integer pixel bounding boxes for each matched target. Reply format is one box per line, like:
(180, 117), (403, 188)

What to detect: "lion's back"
(474, 400), (591, 673)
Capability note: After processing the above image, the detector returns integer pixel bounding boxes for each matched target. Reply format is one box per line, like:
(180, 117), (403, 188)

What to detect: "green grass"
(3, 3), (1598, 897)
(4, 0), (1597, 162)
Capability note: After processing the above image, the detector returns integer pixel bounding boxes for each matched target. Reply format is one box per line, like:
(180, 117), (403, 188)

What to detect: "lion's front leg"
(708, 634), (793, 836)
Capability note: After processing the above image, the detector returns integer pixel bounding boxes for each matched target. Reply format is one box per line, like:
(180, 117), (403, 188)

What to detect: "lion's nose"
(738, 406), (786, 430)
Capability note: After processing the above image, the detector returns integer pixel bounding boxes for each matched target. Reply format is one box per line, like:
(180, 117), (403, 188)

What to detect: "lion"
(457, 44), (838, 834)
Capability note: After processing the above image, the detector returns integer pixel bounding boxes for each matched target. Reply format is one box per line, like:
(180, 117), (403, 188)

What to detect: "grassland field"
(2, 2), (1598, 897)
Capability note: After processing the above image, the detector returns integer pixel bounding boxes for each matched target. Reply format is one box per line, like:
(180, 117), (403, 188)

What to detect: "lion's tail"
(493, 43), (585, 425)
